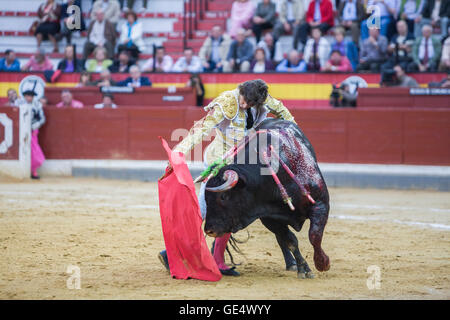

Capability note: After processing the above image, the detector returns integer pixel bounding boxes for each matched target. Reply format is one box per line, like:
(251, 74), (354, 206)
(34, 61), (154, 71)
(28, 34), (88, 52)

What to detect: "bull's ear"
(235, 172), (247, 189)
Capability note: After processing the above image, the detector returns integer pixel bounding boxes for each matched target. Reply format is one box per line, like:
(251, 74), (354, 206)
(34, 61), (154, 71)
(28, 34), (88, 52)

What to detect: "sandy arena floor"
(0, 176), (449, 300)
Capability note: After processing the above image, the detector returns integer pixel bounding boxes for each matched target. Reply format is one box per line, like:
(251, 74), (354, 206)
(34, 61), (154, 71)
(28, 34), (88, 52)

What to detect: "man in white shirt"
(94, 93), (118, 109)
(172, 47), (203, 73)
(83, 9), (116, 59)
(361, 0), (400, 41)
(142, 46), (174, 72)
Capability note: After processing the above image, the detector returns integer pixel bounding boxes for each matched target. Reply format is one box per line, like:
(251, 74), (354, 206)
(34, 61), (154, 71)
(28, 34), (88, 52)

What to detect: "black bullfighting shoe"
(31, 175), (40, 180)
(158, 250), (170, 273)
(220, 267), (240, 276)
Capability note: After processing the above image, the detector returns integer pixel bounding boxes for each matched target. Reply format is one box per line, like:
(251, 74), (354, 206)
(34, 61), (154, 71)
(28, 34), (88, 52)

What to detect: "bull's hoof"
(306, 271), (315, 279)
(297, 271), (315, 279)
(297, 272), (306, 279)
(286, 265), (297, 272)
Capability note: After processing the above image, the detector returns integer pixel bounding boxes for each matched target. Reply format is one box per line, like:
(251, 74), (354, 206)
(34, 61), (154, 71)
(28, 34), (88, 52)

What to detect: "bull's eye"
(220, 193), (230, 201)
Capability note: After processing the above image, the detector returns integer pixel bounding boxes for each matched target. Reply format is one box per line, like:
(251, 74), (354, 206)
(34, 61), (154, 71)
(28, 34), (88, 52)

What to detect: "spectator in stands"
(39, 96), (49, 108)
(4, 89), (19, 107)
(275, 49), (307, 72)
(21, 49), (54, 72)
(381, 19), (415, 72)
(337, 0), (365, 44)
(399, 0), (426, 37)
(85, 47), (113, 72)
(76, 71), (95, 87)
(416, 0), (450, 39)
(117, 65), (152, 87)
(124, 0), (148, 13)
(296, 0), (334, 50)
(273, 0), (307, 47)
(83, 8), (116, 60)
(257, 32), (283, 64)
(94, 93), (118, 109)
(57, 0), (85, 45)
(35, 0), (61, 53)
(228, 0), (256, 39)
(0, 50), (20, 72)
(430, 72), (450, 87)
(331, 27), (359, 70)
(56, 89), (84, 108)
(250, 47), (275, 73)
(321, 49), (354, 71)
(172, 47), (203, 73)
(360, 0), (398, 41)
(142, 46), (174, 72)
(91, 0), (121, 26)
(57, 45), (83, 73)
(93, 69), (117, 87)
(409, 24), (442, 71)
(252, 0), (278, 44)
(109, 51), (134, 73)
(357, 28), (388, 72)
(186, 74), (205, 107)
(393, 64), (419, 87)
(223, 28), (254, 72)
(118, 11), (145, 59)
(199, 25), (232, 73)
(303, 26), (331, 71)
(439, 27), (450, 71)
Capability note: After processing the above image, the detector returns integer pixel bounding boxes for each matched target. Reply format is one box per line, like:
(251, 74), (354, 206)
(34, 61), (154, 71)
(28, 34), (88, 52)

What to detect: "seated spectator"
(223, 28), (254, 72)
(91, 0), (121, 26)
(275, 49), (307, 72)
(257, 32), (284, 64)
(56, 89), (84, 108)
(39, 96), (49, 108)
(21, 49), (54, 72)
(0, 50), (20, 72)
(416, 0), (449, 39)
(393, 64), (419, 87)
(85, 47), (113, 72)
(117, 65), (152, 87)
(142, 46), (174, 72)
(273, 0), (307, 47)
(439, 28), (450, 71)
(186, 74), (205, 107)
(35, 0), (61, 53)
(357, 28), (388, 72)
(199, 25), (232, 73)
(93, 69), (117, 87)
(252, 0), (277, 44)
(124, 0), (148, 13)
(57, 45), (83, 73)
(361, 0), (398, 41)
(109, 51), (134, 73)
(399, 0), (426, 37)
(83, 8), (116, 60)
(303, 26), (331, 71)
(331, 27), (359, 70)
(172, 47), (203, 73)
(296, 0), (334, 50)
(337, 0), (365, 44)
(321, 50), (353, 72)
(430, 72), (450, 88)
(250, 47), (275, 73)
(118, 11), (145, 59)
(94, 93), (118, 109)
(228, 0), (256, 39)
(57, 0), (85, 45)
(76, 71), (95, 87)
(381, 20), (415, 72)
(4, 89), (19, 107)
(409, 24), (442, 71)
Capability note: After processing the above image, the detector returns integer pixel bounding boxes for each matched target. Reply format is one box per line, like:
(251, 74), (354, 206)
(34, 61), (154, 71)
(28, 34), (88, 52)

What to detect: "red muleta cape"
(158, 137), (222, 281)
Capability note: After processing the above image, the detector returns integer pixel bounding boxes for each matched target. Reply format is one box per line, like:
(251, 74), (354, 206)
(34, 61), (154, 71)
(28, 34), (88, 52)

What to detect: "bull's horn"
(205, 170), (239, 192)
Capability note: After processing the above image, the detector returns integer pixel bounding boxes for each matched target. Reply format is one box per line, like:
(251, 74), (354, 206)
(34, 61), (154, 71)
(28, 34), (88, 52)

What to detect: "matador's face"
(239, 95), (251, 110)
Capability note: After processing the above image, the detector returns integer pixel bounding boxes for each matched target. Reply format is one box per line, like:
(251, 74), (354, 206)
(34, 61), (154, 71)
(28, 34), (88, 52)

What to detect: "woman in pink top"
(321, 50), (353, 72)
(228, 0), (256, 38)
(56, 89), (84, 108)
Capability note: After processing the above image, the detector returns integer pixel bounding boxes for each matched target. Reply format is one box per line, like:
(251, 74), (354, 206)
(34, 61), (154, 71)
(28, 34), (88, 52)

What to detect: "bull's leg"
(308, 201), (331, 272)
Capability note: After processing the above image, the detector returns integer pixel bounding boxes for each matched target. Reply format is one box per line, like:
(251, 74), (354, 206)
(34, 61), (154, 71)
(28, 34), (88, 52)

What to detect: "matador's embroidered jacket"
(173, 88), (296, 166)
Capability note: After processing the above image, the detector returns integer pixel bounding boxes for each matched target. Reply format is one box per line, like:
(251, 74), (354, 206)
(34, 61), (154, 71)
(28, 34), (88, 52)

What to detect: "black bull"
(204, 118), (330, 278)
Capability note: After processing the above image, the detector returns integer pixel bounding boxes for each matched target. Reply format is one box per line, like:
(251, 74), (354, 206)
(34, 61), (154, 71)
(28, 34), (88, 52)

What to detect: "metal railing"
(183, 0), (208, 49)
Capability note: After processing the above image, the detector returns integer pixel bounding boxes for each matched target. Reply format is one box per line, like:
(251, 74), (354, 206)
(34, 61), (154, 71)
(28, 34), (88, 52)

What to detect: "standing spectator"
(186, 74), (205, 107)
(337, 0), (365, 44)
(360, 0), (399, 41)
(223, 28), (254, 72)
(83, 9), (116, 60)
(321, 50), (354, 71)
(85, 47), (113, 72)
(439, 27), (450, 71)
(228, 0), (256, 39)
(257, 32), (284, 64)
(381, 19), (415, 72)
(94, 93), (118, 109)
(357, 28), (389, 72)
(58, 0), (85, 45)
(296, 0), (334, 50)
(252, 0), (278, 44)
(56, 89), (84, 108)
(124, 0), (148, 13)
(57, 45), (83, 73)
(303, 26), (331, 71)
(4, 89), (19, 107)
(250, 47), (275, 73)
(117, 65), (152, 87)
(399, 0), (426, 36)
(35, 0), (62, 53)
(109, 51), (134, 73)
(275, 49), (308, 72)
(409, 24), (442, 71)
(331, 27), (359, 70)
(393, 64), (419, 87)
(76, 71), (94, 87)
(199, 25), (232, 73)
(0, 50), (20, 72)
(21, 49), (54, 72)
(273, 0), (307, 47)
(93, 69), (117, 87)
(91, 0), (121, 26)
(172, 47), (203, 73)
(118, 11), (145, 59)
(416, 0), (450, 39)
(142, 46), (174, 72)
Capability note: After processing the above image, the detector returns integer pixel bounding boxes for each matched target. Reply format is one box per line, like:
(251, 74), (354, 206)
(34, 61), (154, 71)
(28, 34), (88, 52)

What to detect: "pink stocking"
(213, 233), (231, 270)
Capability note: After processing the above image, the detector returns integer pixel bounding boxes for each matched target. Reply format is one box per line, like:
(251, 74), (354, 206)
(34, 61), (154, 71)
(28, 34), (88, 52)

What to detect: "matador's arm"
(265, 94), (297, 125)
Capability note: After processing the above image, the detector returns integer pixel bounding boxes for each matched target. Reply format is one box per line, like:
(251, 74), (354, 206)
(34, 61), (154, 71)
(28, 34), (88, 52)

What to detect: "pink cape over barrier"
(158, 137), (222, 282)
